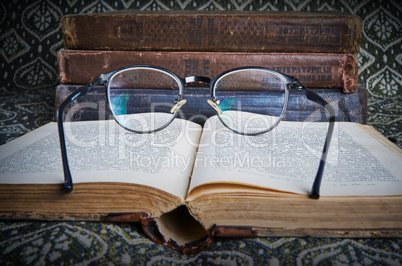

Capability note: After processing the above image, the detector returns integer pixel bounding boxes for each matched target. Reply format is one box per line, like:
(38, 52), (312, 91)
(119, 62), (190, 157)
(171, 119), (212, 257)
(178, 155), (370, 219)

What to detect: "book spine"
(55, 84), (367, 124)
(58, 50), (359, 93)
(62, 12), (362, 53)
(141, 217), (214, 254)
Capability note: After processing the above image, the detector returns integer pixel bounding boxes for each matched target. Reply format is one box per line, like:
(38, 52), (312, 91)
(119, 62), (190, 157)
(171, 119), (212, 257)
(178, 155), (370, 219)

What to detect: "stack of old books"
(56, 10), (367, 124)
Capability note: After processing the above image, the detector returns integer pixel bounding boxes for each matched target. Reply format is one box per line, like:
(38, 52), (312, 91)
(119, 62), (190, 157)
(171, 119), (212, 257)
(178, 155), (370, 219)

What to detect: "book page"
(189, 114), (402, 197)
(0, 117), (202, 200)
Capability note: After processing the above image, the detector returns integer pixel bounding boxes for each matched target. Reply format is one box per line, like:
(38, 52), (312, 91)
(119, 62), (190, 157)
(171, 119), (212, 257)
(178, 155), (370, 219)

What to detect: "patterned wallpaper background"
(0, 0), (401, 145)
(0, 1), (401, 265)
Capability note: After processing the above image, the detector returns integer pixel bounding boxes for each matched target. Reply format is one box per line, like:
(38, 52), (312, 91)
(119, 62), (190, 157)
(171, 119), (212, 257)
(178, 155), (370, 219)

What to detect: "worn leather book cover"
(54, 84), (367, 125)
(57, 49), (359, 93)
(62, 10), (362, 53)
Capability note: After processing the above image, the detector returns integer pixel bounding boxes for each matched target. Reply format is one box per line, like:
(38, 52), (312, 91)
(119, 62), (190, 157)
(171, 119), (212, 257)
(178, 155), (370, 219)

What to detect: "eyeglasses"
(57, 65), (335, 199)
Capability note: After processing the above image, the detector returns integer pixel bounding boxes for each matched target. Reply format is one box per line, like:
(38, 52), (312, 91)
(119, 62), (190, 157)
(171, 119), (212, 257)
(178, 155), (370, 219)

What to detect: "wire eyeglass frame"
(57, 65), (335, 199)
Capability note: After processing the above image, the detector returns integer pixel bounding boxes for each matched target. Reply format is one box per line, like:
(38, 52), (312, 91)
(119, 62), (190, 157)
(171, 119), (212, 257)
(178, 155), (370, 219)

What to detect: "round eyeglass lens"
(213, 69), (288, 135)
(108, 67), (182, 133)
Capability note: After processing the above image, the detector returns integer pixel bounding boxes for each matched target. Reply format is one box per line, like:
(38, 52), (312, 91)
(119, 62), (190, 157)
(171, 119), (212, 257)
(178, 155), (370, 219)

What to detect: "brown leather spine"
(62, 11), (362, 53)
(57, 49), (359, 92)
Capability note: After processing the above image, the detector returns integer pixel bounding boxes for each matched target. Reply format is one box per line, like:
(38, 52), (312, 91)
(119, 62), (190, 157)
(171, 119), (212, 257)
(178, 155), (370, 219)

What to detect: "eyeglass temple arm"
(293, 81), (336, 199)
(56, 77), (104, 193)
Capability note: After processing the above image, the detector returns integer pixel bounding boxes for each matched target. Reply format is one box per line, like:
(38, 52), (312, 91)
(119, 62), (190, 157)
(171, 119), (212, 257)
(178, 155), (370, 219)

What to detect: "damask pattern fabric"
(1, 221), (401, 265)
(0, 0), (401, 264)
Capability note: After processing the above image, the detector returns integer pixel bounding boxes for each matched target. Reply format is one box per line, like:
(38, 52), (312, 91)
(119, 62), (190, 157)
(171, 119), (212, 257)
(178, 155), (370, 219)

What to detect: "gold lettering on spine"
(272, 66), (333, 83)
(276, 25), (343, 45)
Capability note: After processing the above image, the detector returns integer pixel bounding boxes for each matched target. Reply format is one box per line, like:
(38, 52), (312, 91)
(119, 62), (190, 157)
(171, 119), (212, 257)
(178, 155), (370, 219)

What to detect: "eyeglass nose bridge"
(183, 76), (223, 114)
(184, 76), (211, 85)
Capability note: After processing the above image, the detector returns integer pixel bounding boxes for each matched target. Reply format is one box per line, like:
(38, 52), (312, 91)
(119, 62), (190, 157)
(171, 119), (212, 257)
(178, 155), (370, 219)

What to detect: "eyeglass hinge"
(291, 78), (307, 91)
(91, 75), (107, 86)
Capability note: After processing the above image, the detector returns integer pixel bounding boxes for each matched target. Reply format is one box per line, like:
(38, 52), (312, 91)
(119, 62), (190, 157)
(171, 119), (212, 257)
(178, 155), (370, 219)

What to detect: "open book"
(0, 115), (401, 253)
